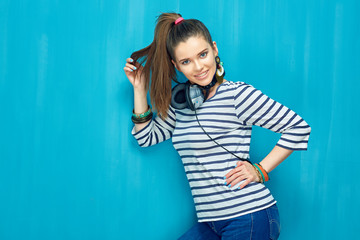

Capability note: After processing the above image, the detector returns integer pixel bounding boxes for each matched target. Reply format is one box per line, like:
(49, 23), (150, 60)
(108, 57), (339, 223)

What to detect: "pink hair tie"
(175, 17), (184, 25)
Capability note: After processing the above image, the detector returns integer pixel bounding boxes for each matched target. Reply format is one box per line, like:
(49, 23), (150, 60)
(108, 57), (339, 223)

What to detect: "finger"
(239, 179), (252, 189)
(226, 170), (245, 183)
(225, 164), (238, 179)
(225, 164), (245, 179)
(126, 57), (142, 68)
(225, 161), (246, 179)
(126, 58), (134, 63)
(125, 63), (138, 71)
(225, 171), (240, 186)
(227, 173), (247, 187)
(123, 66), (134, 73)
(236, 161), (245, 167)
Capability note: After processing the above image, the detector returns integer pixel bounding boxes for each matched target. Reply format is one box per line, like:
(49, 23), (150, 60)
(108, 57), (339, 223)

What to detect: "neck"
(206, 82), (219, 100)
(207, 79), (227, 99)
(196, 73), (217, 99)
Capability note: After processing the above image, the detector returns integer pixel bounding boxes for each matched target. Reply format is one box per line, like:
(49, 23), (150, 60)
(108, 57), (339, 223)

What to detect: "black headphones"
(170, 74), (218, 111)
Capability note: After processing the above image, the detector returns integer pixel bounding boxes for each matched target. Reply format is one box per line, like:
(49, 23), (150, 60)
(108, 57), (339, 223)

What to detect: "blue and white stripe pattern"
(132, 81), (311, 222)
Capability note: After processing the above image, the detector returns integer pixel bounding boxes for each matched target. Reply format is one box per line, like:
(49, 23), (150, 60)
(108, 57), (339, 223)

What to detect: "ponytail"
(130, 12), (213, 118)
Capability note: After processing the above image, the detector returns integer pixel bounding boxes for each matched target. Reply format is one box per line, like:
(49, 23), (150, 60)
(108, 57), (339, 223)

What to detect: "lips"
(194, 70), (209, 80)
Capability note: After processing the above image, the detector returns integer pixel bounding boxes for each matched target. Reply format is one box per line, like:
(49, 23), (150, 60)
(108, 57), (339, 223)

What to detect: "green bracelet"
(131, 112), (153, 124)
(132, 105), (152, 119)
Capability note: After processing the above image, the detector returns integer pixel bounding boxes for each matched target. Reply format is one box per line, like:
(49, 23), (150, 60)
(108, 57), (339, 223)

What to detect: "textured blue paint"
(0, 0), (359, 239)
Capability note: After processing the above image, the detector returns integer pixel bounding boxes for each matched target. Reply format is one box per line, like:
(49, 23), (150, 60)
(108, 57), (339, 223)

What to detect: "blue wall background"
(1, 0), (359, 239)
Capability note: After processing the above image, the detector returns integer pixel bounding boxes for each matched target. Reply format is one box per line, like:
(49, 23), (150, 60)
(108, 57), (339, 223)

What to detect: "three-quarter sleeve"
(131, 106), (176, 147)
(233, 82), (311, 150)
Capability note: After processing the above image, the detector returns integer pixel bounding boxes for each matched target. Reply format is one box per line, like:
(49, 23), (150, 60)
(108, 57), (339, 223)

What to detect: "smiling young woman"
(123, 12), (311, 240)
(171, 35), (220, 99)
(172, 36), (218, 83)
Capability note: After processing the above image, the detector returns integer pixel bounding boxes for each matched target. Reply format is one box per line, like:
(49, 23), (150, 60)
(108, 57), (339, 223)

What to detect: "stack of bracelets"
(131, 105), (153, 124)
(252, 163), (270, 183)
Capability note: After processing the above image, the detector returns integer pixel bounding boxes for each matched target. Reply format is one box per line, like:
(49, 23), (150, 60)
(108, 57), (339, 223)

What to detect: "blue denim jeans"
(178, 204), (280, 240)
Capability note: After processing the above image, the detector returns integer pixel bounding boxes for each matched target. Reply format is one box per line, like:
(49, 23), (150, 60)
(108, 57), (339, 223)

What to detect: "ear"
(212, 41), (219, 56)
(171, 59), (181, 72)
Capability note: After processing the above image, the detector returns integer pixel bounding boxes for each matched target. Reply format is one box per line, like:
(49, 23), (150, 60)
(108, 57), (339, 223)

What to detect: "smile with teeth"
(195, 70), (209, 79)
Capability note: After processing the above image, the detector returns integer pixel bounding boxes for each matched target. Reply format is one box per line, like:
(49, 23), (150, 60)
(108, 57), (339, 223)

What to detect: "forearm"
(259, 145), (293, 173)
(133, 88), (151, 132)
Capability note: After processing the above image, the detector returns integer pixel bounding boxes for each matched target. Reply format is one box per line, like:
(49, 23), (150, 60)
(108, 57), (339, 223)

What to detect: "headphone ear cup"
(185, 83), (195, 111)
(171, 83), (188, 109)
(186, 84), (205, 111)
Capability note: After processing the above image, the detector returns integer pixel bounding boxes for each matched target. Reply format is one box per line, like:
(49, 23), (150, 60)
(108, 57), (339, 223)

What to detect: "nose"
(193, 60), (203, 72)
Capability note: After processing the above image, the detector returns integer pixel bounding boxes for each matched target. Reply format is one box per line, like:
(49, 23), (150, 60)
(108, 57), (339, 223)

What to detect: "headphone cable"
(194, 109), (251, 164)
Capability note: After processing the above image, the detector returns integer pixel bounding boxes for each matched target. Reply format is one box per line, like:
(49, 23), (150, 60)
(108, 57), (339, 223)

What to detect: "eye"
(182, 60), (190, 65)
(200, 52), (208, 58)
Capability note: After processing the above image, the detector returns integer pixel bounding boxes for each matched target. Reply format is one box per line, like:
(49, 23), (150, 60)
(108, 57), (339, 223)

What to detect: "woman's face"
(171, 35), (219, 86)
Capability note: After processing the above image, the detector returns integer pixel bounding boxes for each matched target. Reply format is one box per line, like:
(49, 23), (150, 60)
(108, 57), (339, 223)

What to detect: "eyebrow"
(178, 48), (209, 62)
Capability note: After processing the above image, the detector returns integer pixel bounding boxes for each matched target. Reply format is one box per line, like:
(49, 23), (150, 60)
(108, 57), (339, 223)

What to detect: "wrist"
(259, 161), (271, 173)
(133, 87), (147, 97)
(133, 88), (149, 114)
(252, 164), (264, 183)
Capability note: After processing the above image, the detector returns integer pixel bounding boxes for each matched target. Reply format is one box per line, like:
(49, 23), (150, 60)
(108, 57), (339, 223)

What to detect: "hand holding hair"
(124, 58), (147, 92)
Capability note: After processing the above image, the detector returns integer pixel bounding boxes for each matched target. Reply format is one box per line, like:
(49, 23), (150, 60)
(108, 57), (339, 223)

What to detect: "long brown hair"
(130, 12), (213, 118)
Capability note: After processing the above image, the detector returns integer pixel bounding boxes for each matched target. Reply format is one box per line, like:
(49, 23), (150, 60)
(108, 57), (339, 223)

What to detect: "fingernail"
(223, 176), (226, 180)
(228, 184), (231, 188)
(130, 58), (133, 62)
(224, 182), (227, 185)
(133, 66), (137, 70)
(130, 69), (133, 72)
(238, 187), (241, 190)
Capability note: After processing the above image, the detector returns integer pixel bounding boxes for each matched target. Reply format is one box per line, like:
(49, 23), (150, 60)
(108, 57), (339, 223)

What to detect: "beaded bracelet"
(253, 164), (265, 183)
(252, 165), (264, 183)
